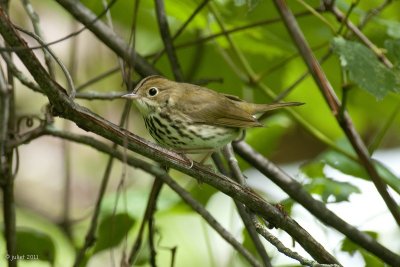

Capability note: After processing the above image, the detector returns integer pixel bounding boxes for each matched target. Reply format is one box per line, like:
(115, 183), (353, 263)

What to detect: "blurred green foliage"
(341, 231), (384, 267)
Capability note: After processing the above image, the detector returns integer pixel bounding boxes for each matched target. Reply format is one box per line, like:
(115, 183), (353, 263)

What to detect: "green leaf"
(16, 228), (55, 263)
(301, 161), (360, 202)
(322, 150), (400, 195)
(93, 213), (135, 254)
(341, 231), (384, 267)
(385, 39), (400, 84)
(322, 150), (368, 179)
(385, 39), (400, 66)
(305, 177), (360, 202)
(301, 161), (325, 178)
(332, 37), (399, 99)
(341, 231), (378, 255)
(279, 198), (295, 215)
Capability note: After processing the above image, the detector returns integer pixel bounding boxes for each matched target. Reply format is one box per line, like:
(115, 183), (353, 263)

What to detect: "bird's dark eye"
(148, 87), (158, 97)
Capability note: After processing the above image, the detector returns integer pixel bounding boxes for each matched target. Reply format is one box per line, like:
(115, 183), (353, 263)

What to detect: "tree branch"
(0, 4), (16, 266)
(233, 141), (400, 266)
(151, 0), (210, 64)
(222, 145), (272, 267)
(154, 0), (183, 81)
(128, 178), (163, 265)
(252, 216), (340, 267)
(0, 54), (17, 267)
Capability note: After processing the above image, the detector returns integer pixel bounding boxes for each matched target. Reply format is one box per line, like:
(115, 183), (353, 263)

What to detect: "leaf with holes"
(321, 149), (400, 195)
(332, 37), (399, 99)
(301, 161), (360, 202)
(305, 176), (360, 203)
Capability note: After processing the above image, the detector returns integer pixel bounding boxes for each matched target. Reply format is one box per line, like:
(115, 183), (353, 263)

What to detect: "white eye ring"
(148, 87), (158, 97)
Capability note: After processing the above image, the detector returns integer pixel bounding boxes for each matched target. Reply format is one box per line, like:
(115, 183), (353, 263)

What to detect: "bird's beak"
(122, 92), (140, 99)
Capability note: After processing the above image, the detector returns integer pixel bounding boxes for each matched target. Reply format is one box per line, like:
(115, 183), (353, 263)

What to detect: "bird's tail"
(244, 102), (304, 114)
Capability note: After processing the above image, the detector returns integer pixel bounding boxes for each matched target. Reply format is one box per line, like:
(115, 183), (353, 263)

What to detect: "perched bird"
(123, 76), (302, 154)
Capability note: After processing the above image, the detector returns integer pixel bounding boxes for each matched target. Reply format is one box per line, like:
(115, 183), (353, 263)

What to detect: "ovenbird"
(122, 76), (302, 154)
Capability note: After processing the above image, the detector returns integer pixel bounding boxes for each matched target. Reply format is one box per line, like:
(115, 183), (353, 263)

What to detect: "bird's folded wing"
(178, 90), (262, 128)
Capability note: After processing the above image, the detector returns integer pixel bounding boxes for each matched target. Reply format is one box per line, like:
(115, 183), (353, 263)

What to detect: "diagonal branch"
(273, 0), (400, 227)
(252, 216), (340, 267)
(233, 141), (400, 266)
(222, 145), (272, 267)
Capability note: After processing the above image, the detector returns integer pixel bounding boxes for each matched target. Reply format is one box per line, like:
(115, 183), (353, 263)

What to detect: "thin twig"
(76, 66), (120, 91)
(151, 0), (210, 64)
(21, 0), (55, 77)
(147, 182), (159, 267)
(335, 0), (359, 34)
(368, 102), (400, 154)
(122, 0), (141, 88)
(358, 0), (393, 29)
(75, 91), (127, 100)
(164, 11), (313, 56)
(16, 26), (76, 98)
(295, 0), (336, 33)
(154, 0), (183, 81)
(271, 50), (332, 103)
(252, 216), (340, 267)
(209, 4), (255, 80)
(256, 41), (328, 83)
(222, 144), (272, 267)
(60, 120), (72, 237)
(273, 0), (400, 226)
(0, 51), (41, 92)
(128, 178), (164, 265)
